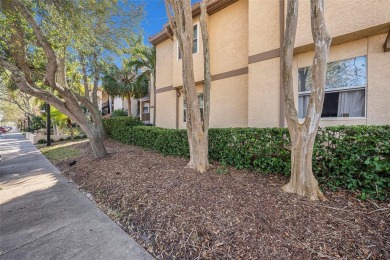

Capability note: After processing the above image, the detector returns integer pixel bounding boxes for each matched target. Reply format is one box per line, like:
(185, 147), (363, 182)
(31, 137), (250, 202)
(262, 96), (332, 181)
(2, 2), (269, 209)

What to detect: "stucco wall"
(295, 0), (390, 48)
(209, 75), (248, 128)
(156, 90), (176, 129)
(156, 40), (173, 89)
(248, 57), (280, 128)
(247, 0), (390, 56)
(248, 0), (280, 56)
(367, 33), (390, 125)
(209, 0), (248, 74)
(177, 76), (248, 129)
(113, 96), (124, 110)
(172, 0), (248, 86)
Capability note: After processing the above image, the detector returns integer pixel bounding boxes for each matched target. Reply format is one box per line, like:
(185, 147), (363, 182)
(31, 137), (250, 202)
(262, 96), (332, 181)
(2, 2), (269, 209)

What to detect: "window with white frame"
(183, 93), (203, 122)
(298, 56), (367, 118)
(142, 103), (149, 113)
(178, 24), (198, 59)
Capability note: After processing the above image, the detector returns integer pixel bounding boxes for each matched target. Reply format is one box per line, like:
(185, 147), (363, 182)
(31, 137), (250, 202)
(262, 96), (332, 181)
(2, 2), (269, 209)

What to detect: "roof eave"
(148, 0), (238, 46)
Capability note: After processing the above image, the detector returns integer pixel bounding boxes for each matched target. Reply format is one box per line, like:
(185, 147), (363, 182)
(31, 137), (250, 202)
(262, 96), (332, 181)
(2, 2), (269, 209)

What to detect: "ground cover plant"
(104, 117), (390, 200)
(45, 139), (390, 259)
(39, 140), (85, 163)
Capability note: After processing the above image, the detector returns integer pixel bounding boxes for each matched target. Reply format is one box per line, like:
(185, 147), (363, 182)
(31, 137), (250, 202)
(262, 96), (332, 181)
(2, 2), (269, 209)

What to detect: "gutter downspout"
(279, 0), (285, 128)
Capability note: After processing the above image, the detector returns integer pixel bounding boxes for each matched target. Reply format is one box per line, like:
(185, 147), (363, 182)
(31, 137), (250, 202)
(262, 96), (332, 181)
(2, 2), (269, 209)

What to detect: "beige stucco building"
(149, 0), (390, 129)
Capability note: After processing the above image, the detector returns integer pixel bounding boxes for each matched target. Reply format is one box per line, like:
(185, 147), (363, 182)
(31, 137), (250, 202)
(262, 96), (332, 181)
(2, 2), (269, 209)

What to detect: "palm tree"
(127, 44), (156, 124)
(102, 64), (148, 116)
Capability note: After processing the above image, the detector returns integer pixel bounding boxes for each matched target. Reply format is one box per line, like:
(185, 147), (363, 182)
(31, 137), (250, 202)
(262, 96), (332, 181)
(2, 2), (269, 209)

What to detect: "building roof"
(148, 0), (238, 46)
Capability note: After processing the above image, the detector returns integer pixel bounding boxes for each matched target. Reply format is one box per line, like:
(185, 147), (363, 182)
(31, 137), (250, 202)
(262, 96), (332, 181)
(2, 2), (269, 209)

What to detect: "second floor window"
(298, 56), (367, 118)
(184, 93), (203, 122)
(178, 24), (198, 59)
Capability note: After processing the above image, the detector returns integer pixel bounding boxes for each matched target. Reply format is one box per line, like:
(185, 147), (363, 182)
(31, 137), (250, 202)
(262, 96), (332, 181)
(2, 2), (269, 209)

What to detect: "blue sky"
(140, 0), (198, 45)
(141, 0), (168, 45)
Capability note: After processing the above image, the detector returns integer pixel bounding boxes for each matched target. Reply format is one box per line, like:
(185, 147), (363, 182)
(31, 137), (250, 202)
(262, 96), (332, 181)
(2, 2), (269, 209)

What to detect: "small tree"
(281, 0), (332, 200)
(127, 41), (156, 124)
(164, 0), (211, 172)
(102, 64), (148, 116)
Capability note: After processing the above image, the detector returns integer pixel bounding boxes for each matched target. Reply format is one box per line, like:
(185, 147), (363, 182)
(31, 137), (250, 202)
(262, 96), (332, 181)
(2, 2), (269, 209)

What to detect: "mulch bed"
(56, 139), (390, 259)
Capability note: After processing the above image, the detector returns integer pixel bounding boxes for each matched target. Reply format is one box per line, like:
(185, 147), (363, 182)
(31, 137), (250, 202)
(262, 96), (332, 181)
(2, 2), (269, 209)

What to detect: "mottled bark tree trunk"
(165, 0), (210, 172)
(281, 0), (331, 200)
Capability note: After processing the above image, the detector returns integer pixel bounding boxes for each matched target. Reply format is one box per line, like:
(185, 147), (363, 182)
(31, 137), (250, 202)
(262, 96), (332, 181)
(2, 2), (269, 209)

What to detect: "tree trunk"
(126, 94), (132, 116)
(82, 123), (108, 159)
(92, 53), (99, 106)
(200, 0), (211, 170)
(281, 0), (331, 200)
(80, 53), (91, 100)
(282, 128), (325, 200)
(67, 118), (74, 139)
(187, 131), (209, 172)
(165, 0), (209, 172)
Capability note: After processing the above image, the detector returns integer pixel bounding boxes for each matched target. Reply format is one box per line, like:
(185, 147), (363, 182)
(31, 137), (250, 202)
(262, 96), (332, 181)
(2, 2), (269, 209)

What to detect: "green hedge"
(103, 117), (390, 200)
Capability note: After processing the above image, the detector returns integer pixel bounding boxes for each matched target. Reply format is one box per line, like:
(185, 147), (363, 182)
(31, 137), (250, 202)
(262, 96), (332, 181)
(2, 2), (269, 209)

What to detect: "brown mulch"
(56, 139), (390, 259)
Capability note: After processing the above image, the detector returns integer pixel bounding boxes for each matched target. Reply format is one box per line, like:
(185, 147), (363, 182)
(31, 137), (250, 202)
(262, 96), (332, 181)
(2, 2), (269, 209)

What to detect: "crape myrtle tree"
(164, 0), (211, 173)
(0, 0), (143, 158)
(281, 0), (332, 200)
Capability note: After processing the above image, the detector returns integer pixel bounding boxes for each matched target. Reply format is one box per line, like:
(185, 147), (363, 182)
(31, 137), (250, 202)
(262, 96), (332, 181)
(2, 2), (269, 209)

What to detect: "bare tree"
(164, 0), (211, 172)
(281, 0), (331, 200)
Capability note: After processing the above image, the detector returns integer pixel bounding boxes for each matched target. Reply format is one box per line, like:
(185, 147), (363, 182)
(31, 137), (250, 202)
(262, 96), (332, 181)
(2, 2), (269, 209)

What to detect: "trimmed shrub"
(111, 109), (128, 117)
(103, 119), (390, 200)
(314, 126), (390, 200)
(103, 116), (143, 137)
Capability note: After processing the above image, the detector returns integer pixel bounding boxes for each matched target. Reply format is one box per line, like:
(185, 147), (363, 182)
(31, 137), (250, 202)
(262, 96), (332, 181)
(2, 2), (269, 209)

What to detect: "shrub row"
(103, 117), (390, 200)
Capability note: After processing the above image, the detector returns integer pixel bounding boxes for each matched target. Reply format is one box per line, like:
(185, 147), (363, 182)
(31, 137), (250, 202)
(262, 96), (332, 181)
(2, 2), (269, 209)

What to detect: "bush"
(103, 116), (143, 137)
(74, 135), (84, 140)
(37, 139), (47, 144)
(111, 109), (128, 117)
(103, 119), (390, 200)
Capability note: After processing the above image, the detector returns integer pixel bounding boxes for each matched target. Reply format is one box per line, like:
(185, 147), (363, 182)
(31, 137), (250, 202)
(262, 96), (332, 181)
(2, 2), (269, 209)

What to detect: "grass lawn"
(38, 140), (86, 163)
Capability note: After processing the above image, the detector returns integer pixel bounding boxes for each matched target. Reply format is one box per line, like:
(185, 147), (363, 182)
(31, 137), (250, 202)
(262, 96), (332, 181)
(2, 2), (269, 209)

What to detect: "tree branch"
(0, 55), (84, 125)
(304, 0), (331, 133)
(13, 0), (58, 89)
(281, 0), (299, 135)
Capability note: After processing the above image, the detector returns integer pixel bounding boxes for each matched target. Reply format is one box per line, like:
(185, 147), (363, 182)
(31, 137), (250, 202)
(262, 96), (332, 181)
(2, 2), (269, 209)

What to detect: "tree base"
(186, 161), (208, 173)
(282, 181), (327, 201)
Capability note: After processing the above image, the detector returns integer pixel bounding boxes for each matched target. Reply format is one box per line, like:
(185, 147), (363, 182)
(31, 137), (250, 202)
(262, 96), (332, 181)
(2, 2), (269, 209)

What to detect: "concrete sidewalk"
(0, 133), (153, 260)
